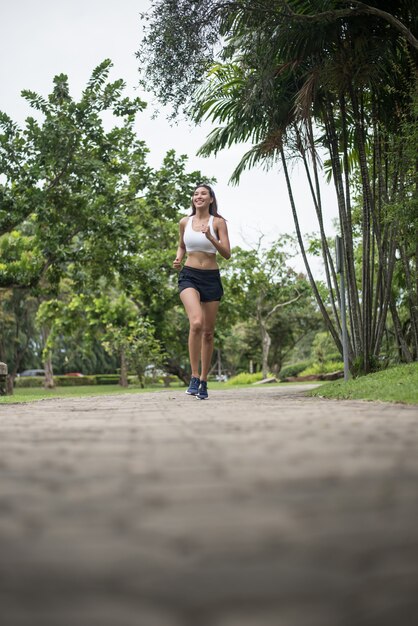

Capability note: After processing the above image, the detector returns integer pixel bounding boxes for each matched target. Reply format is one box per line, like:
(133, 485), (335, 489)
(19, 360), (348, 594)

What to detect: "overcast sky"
(0, 0), (338, 262)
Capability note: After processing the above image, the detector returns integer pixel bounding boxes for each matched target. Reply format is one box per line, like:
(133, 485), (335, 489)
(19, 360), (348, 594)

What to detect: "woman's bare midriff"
(184, 251), (218, 270)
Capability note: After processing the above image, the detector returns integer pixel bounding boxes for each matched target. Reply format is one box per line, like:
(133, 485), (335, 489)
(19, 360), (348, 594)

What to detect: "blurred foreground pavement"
(1, 386), (417, 626)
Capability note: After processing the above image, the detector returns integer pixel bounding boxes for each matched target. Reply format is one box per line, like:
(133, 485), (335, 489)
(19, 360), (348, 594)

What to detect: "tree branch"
(265, 291), (301, 322)
(278, 0), (418, 51)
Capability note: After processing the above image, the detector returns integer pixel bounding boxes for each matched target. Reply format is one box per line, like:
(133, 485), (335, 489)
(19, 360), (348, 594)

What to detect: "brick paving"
(0, 385), (417, 626)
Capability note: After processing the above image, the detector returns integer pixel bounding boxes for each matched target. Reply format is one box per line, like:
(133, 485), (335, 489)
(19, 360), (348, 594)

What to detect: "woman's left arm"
(203, 218), (231, 259)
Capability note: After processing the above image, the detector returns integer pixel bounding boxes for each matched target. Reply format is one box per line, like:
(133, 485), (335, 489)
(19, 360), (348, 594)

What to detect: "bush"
(15, 375), (104, 387)
(299, 361), (344, 376)
(15, 373), (181, 388)
(351, 355), (383, 377)
(279, 361), (312, 380)
(15, 376), (44, 388)
(226, 372), (264, 385)
(95, 375), (120, 385)
(54, 376), (96, 386)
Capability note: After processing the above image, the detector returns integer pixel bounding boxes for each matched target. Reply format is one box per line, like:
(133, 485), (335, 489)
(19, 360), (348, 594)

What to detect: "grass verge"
(0, 384), (182, 404)
(0, 380), (312, 404)
(308, 362), (418, 404)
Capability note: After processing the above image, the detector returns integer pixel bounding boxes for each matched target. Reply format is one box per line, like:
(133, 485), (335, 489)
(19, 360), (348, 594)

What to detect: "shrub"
(14, 376), (44, 388)
(54, 376), (96, 386)
(311, 332), (337, 365)
(279, 361), (312, 380)
(351, 355), (383, 377)
(95, 375), (120, 385)
(226, 372), (264, 385)
(299, 361), (344, 376)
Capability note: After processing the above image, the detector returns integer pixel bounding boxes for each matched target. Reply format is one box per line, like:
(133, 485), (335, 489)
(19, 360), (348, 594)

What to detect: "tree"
(0, 59), (148, 290)
(0, 62), (213, 386)
(0, 59), (148, 387)
(137, 1), (418, 115)
(0, 288), (38, 393)
(137, 0), (418, 373)
(222, 238), (311, 378)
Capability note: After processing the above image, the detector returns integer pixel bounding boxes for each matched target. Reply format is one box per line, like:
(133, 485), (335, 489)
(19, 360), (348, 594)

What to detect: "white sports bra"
(183, 215), (217, 254)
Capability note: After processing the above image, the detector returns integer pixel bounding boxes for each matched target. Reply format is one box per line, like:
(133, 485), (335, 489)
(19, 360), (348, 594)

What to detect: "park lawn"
(308, 362), (418, 405)
(0, 380), (309, 404)
(0, 383), (184, 404)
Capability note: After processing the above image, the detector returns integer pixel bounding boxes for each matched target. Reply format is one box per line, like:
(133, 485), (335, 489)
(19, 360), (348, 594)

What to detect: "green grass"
(0, 379), (313, 404)
(0, 383), (183, 404)
(308, 362), (418, 404)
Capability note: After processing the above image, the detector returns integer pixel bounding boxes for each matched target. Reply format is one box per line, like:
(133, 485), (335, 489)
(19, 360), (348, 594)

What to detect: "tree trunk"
(137, 371), (145, 389)
(390, 299), (413, 363)
(217, 348), (222, 379)
(42, 326), (55, 389)
(164, 357), (189, 385)
(400, 242), (418, 358)
(349, 87), (375, 372)
(260, 319), (271, 380)
(280, 147), (343, 353)
(297, 123), (341, 337)
(44, 352), (55, 388)
(6, 375), (14, 395)
(323, 97), (359, 359)
(119, 349), (128, 387)
(372, 225), (397, 356)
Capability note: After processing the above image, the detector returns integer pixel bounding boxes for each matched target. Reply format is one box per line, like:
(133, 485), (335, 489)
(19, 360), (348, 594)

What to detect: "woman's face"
(193, 186), (212, 211)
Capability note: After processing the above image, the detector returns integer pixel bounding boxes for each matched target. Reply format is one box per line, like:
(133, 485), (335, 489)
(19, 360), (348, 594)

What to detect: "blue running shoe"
(196, 380), (208, 400)
(186, 376), (200, 395)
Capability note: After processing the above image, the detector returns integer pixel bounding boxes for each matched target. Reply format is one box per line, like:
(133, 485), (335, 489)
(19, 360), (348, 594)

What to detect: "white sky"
(0, 0), (338, 264)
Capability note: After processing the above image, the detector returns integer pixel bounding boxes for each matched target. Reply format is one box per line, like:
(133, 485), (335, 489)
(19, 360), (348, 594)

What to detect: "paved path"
(1, 386), (417, 626)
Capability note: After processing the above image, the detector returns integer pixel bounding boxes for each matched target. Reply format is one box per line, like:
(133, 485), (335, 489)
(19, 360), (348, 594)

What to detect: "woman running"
(173, 184), (231, 400)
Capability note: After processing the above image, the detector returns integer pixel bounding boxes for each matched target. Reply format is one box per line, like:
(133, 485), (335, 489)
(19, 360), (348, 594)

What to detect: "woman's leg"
(180, 288), (203, 377)
(200, 300), (220, 381)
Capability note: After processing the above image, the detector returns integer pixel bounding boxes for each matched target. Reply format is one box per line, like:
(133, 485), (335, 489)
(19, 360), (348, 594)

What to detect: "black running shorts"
(178, 266), (224, 302)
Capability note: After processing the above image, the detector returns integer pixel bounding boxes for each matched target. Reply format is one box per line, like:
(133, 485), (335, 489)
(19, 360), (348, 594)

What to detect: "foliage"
(0, 59), (148, 290)
(102, 318), (164, 387)
(221, 237), (317, 377)
(299, 361), (344, 376)
(137, 0), (418, 373)
(136, 0), (223, 116)
(225, 371), (264, 385)
(311, 331), (338, 366)
(14, 375), (97, 388)
(278, 360), (313, 380)
(0, 62), (213, 385)
(221, 321), (259, 375)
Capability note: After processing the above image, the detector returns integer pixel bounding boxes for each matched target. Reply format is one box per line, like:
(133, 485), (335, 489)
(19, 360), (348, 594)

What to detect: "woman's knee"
(190, 318), (203, 334)
(202, 328), (214, 342)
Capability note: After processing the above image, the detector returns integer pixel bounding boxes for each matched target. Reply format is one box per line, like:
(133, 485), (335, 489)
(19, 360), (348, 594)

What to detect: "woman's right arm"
(173, 218), (187, 269)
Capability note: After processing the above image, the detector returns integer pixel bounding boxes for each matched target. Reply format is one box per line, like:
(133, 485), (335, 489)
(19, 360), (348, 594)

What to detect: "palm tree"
(191, 0), (417, 371)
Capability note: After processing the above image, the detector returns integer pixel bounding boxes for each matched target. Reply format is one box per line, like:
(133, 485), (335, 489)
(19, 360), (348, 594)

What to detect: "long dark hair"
(190, 183), (224, 219)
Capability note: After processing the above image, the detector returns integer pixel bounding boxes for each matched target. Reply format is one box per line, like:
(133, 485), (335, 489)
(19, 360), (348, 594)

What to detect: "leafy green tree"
(137, 1), (417, 116)
(221, 322), (257, 376)
(0, 289), (38, 392)
(222, 238), (311, 378)
(0, 59), (148, 290)
(0, 62), (213, 388)
(138, 0), (418, 373)
(102, 319), (164, 388)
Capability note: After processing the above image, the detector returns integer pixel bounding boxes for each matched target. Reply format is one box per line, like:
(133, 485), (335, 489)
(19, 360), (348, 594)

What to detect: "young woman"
(173, 184), (231, 400)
